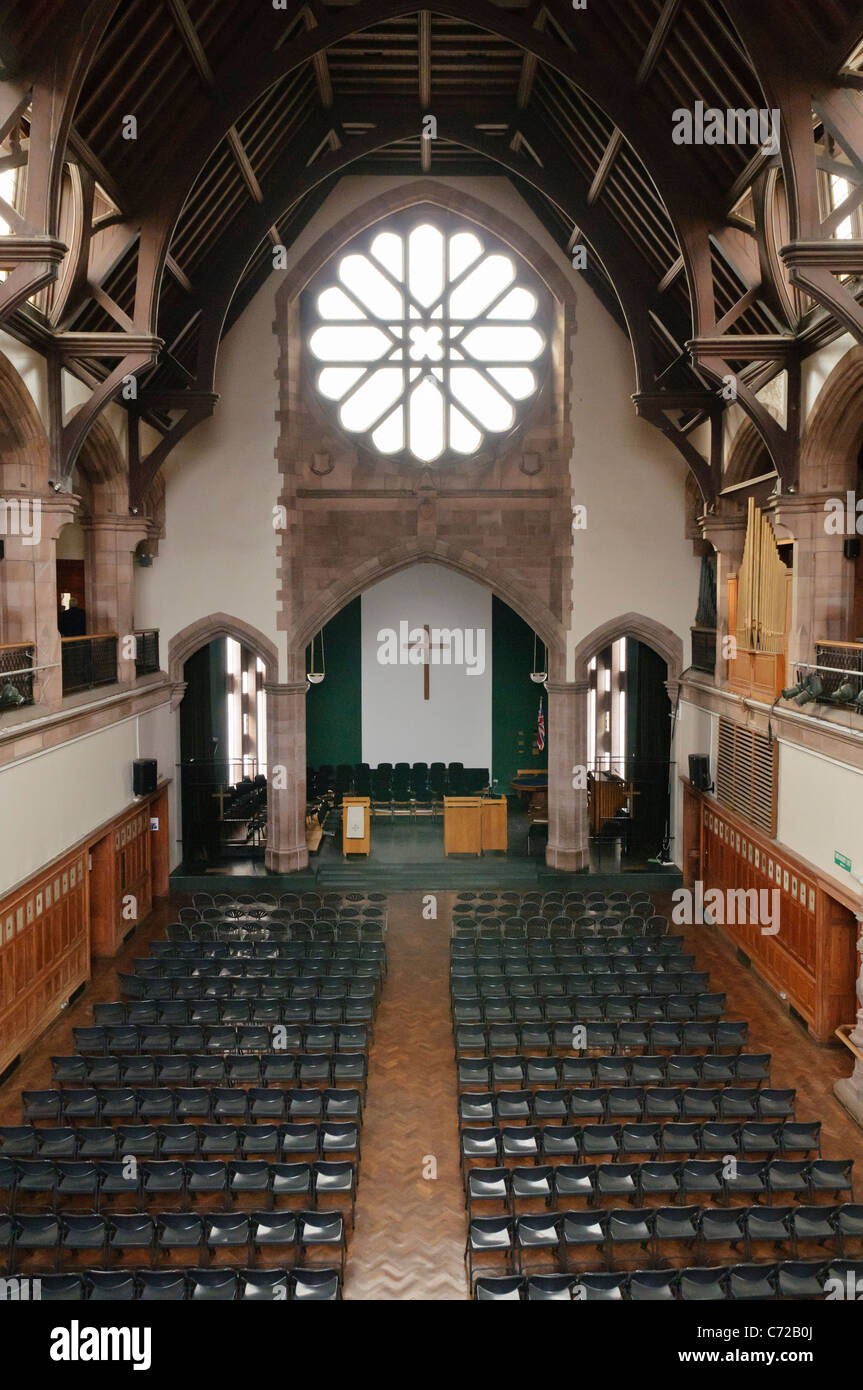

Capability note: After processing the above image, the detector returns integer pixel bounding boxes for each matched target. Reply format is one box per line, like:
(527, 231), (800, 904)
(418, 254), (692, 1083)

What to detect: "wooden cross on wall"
(405, 624), (447, 700)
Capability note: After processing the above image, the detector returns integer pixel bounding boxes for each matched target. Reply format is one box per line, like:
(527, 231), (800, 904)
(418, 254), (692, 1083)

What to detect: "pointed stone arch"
(800, 343), (863, 494)
(291, 537), (565, 669)
(72, 412), (127, 516)
(168, 612), (279, 687)
(0, 350), (50, 494)
(572, 611), (683, 686)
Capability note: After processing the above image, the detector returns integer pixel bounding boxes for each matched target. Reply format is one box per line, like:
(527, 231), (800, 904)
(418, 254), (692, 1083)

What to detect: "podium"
(444, 796), (508, 855)
(342, 796), (370, 857)
(481, 796), (508, 851)
(443, 796), (483, 856)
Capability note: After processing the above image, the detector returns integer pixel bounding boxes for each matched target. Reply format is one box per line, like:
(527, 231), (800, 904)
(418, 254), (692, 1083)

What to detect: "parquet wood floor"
(2, 890), (863, 1299)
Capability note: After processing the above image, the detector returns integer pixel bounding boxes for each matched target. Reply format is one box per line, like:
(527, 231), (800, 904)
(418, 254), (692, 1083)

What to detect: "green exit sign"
(835, 851), (852, 872)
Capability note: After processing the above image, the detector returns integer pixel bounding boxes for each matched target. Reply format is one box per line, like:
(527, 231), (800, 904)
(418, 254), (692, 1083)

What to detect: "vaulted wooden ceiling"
(2, 0), (863, 505)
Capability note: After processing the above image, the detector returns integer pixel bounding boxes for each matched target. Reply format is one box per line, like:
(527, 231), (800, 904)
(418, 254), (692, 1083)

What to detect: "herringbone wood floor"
(3, 890), (863, 1299)
(344, 894), (467, 1299)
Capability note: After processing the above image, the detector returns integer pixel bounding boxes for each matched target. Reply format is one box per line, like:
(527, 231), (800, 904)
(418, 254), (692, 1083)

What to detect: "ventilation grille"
(715, 717), (777, 835)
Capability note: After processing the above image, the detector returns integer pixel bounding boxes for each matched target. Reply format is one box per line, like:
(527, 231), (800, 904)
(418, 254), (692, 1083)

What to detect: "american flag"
(537, 697), (545, 752)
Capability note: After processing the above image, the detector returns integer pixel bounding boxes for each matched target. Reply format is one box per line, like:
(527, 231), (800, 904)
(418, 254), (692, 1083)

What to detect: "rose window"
(307, 221), (547, 464)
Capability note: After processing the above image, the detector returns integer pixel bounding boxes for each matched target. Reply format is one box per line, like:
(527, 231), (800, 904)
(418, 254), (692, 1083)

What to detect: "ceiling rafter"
(4, 0), (863, 502)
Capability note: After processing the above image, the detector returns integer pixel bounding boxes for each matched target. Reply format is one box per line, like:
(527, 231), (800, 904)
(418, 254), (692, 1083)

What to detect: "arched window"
(306, 215), (549, 465)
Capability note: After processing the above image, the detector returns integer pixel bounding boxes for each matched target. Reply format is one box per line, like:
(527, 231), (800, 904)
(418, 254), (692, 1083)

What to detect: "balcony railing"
(690, 626), (716, 675)
(134, 629), (160, 676)
(814, 640), (863, 701)
(0, 642), (35, 709)
(61, 634), (118, 695)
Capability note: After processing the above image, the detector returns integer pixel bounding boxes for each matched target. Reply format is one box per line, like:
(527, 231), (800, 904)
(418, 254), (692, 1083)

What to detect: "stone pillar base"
(546, 842), (588, 872)
(265, 845), (309, 873)
(834, 1076), (863, 1131)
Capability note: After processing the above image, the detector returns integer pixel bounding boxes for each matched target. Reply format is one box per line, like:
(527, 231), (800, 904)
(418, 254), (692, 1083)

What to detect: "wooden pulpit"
(481, 796), (508, 851)
(342, 796), (371, 857)
(444, 796), (483, 856)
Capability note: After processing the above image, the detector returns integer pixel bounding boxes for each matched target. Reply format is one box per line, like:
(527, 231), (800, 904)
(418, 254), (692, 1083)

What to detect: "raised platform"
(169, 862), (682, 895)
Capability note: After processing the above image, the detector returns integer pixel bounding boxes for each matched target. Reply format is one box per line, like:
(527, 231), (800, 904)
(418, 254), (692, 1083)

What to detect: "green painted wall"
(305, 596), (362, 766)
(304, 592), (543, 784)
(491, 595), (548, 794)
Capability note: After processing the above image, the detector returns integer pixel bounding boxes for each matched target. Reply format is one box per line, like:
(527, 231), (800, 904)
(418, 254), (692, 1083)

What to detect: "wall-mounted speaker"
(133, 758), (157, 797)
(844, 537), (860, 561)
(689, 753), (712, 792)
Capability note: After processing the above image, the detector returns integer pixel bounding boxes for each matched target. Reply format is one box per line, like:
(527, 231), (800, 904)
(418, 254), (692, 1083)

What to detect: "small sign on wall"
(835, 850), (852, 872)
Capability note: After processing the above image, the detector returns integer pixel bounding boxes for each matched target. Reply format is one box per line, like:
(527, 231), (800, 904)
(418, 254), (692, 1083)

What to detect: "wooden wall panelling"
(0, 847), (90, 1076)
(686, 780), (857, 1042)
(0, 783), (172, 1071)
(150, 787), (171, 898)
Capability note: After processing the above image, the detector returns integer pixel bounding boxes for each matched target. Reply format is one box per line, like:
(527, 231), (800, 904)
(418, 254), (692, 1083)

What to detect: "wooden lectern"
(342, 796), (371, 857)
(444, 796), (483, 856)
(481, 796), (508, 851)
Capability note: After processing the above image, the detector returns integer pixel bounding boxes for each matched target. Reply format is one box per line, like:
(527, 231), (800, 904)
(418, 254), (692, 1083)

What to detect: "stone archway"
(572, 611), (684, 688)
(801, 343), (863, 495)
(291, 535), (566, 676)
(568, 611), (684, 872)
(168, 613), (281, 868)
(168, 612), (279, 687)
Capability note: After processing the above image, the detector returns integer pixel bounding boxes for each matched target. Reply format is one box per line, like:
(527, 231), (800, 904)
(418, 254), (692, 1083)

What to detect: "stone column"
(545, 679), (590, 872)
(773, 491), (855, 668)
(83, 514), (150, 684)
(1, 492), (78, 711)
(264, 679), (309, 873)
(834, 912), (863, 1129)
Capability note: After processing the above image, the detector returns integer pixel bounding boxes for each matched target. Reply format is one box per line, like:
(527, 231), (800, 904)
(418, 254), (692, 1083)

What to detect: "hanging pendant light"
(529, 631), (547, 684)
(307, 627), (326, 685)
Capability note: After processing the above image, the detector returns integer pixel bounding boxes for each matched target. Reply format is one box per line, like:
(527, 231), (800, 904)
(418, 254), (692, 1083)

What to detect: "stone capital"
(264, 680), (309, 698)
(169, 681), (188, 712)
(545, 679), (590, 697)
(83, 513), (151, 551)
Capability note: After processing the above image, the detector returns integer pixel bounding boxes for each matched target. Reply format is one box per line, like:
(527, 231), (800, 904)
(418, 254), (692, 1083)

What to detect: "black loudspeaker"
(133, 758), (157, 796)
(689, 754), (712, 792)
(844, 537), (860, 560)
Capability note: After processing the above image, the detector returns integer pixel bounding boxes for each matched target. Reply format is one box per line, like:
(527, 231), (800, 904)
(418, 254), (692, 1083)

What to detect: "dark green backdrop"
(303, 592), (548, 784)
(305, 597), (363, 766)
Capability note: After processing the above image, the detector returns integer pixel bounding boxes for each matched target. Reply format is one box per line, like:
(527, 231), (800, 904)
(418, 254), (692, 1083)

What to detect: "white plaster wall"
(802, 331), (856, 425)
(567, 295), (699, 674)
(0, 329), (48, 423)
(673, 698), (717, 867)
(777, 738), (863, 893)
(133, 277), (283, 668)
(0, 698), (176, 895)
(360, 562), (492, 768)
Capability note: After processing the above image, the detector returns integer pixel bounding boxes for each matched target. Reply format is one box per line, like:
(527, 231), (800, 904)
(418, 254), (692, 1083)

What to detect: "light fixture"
(530, 632), (547, 684)
(781, 679), (806, 701)
(0, 681), (25, 708)
(833, 677), (859, 703)
(794, 674), (823, 706)
(307, 628), (326, 685)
